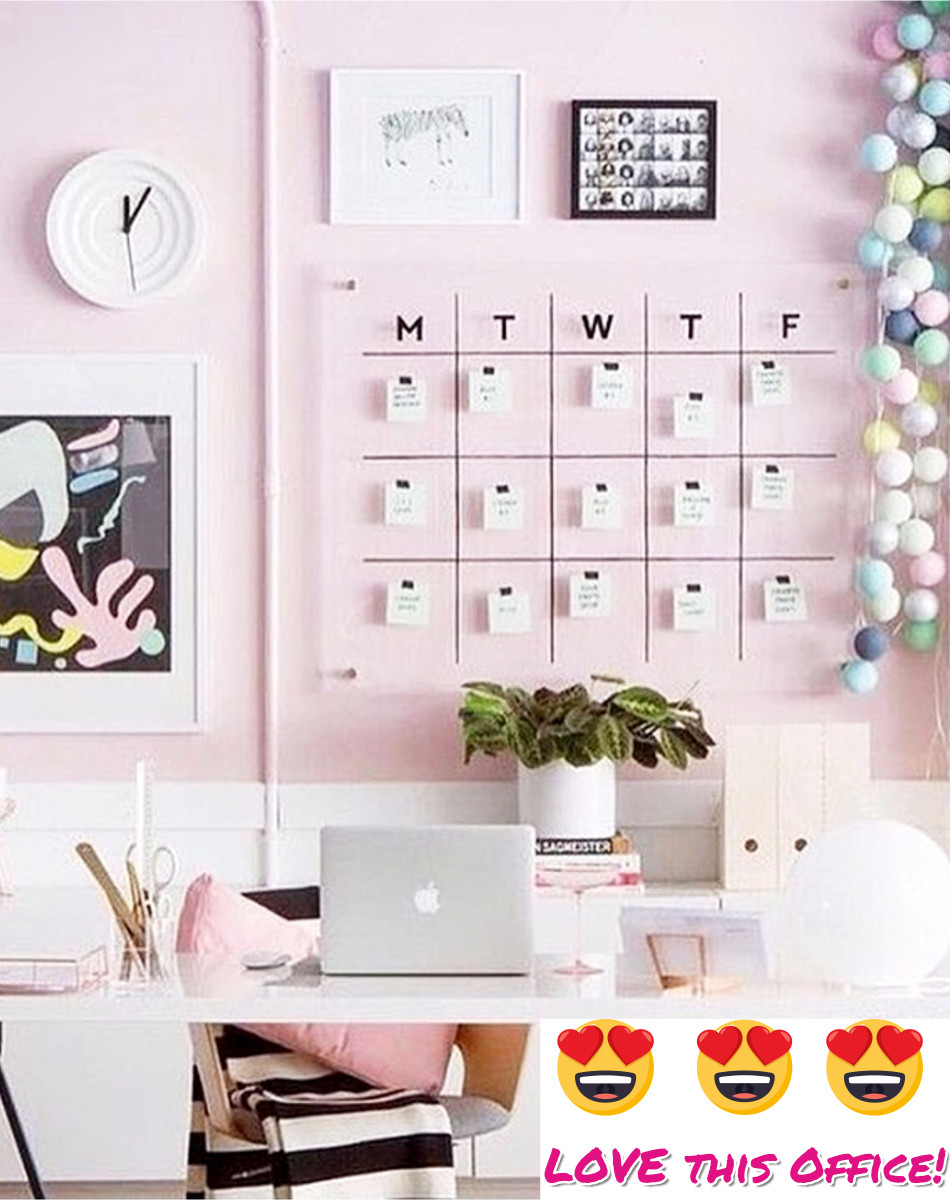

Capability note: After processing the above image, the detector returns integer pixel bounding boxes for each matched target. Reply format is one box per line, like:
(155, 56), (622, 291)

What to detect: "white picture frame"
(330, 69), (525, 224)
(0, 356), (202, 733)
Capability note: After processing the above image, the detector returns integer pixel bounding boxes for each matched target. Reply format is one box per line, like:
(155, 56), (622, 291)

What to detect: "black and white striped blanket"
(187, 1027), (456, 1199)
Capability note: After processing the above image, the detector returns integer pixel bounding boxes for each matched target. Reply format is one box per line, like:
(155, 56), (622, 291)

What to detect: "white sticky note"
(469, 366), (512, 413)
(591, 361), (633, 410)
(386, 579), (430, 627)
(751, 463), (795, 511)
(673, 584), (717, 631)
(384, 480), (427, 527)
(673, 391), (714, 439)
(386, 374), (426, 422)
(751, 360), (791, 407)
(569, 572), (611, 618)
(483, 484), (524, 531)
(763, 577), (808, 623)
(674, 481), (715, 528)
(581, 483), (622, 530)
(488, 588), (532, 634)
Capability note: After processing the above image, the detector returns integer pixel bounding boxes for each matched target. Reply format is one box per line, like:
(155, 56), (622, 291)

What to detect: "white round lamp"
(782, 819), (950, 987)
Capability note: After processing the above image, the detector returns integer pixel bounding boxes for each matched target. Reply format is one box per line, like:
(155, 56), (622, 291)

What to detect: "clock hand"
(121, 195), (137, 293)
(124, 187), (152, 232)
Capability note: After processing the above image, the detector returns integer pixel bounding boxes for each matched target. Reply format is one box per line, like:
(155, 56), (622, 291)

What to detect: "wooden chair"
(187, 886), (531, 1174)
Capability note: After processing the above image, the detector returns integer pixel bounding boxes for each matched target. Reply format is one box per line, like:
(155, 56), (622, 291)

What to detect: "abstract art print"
(0, 357), (200, 731)
(571, 100), (717, 220)
(330, 69), (524, 223)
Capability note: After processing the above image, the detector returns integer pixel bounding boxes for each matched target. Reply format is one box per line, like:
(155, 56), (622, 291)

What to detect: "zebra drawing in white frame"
(380, 104), (470, 168)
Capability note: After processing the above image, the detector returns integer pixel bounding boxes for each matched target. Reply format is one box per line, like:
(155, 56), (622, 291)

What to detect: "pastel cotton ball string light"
(873, 22), (906, 60)
(882, 367), (920, 405)
(898, 12), (935, 51)
(875, 447), (914, 486)
(875, 488), (914, 524)
(920, 77), (950, 114)
(874, 204), (916, 243)
(920, 187), (950, 220)
(862, 133), (899, 171)
(879, 276), (916, 310)
(861, 343), (902, 382)
(903, 619), (941, 650)
(902, 112), (938, 148)
(863, 417), (902, 453)
(919, 145), (950, 183)
(867, 519), (900, 555)
(858, 230), (894, 270)
(910, 217), (943, 252)
(854, 625), (890, 661)
(910, 550), (947, 586)
(840, 659), (880, 694)
(898, 255), (935, 291)
(883, 63), (922, 104)
(904, 588), (941, 622)
(901, 399), (940, 437)
(913, 288), (950, 324)
(899, 516), (936, 555)
(912, 482), (941, 518)
(914, 444), (949, 481)
(885, 308), (921, 343)
(868, 586), (903, 623)
(915, 326), (950, 364)
(856, 558), (895, 598)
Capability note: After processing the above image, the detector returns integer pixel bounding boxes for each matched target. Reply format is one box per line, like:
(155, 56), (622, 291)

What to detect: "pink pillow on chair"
(176, 875), (456, 1095)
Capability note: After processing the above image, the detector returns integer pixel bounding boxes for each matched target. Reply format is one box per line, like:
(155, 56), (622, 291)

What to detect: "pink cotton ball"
(910, 550), (947, 586)
(913, 289), (950, 326)
(882, 367), (920, 406)
(873, 22), (906, 61)
(925, 49), (950, 80)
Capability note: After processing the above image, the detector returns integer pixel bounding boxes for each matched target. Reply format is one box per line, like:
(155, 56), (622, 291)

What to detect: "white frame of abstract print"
(330, 69), (525, 224)
(0, 356), (203, 733)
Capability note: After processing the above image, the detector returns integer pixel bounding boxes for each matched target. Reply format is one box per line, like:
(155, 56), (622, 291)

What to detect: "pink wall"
(0, 1), (937, 782)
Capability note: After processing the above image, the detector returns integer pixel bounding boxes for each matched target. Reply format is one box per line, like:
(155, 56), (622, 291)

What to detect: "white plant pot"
(517, 759), (616, 840)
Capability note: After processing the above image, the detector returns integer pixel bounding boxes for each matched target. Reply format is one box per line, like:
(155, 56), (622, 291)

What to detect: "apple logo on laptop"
(414, 880), (440, 915)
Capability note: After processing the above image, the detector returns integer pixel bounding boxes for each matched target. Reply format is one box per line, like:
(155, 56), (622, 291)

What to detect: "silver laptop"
(320, 825), (534, 975)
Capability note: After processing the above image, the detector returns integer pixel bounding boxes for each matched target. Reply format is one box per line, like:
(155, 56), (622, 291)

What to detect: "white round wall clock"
(45, 149), (207, 308)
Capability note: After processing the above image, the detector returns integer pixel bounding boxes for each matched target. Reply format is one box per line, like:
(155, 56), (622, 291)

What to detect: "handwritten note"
(386, 580), (430, 627)
(469, 366), (512, 413)
(591, 361), (633, 410)
(751, 463), (794, 511)
(581, 483), (622, 530)
(569, 572), (611, 618)
(763, 576), (808, 622)
(751, 360), (791, 407)
(674, 481), (715, 528)
(386, 375), (426, 422)
(484, 484), (525, 531)
(384, 479), (427, 527)
(673, 584), (716, 631)
(673, 391), (714, 439)
(488, 588), (532, 634)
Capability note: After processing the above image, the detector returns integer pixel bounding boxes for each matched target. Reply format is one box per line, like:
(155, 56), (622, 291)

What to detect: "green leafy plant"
(460, 674), (715, 770)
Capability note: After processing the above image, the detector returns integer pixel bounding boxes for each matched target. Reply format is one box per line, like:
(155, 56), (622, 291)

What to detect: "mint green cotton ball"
(915, 327), (950, 366)
(903, 619), (940, 651)
(861, 343), (902, 382)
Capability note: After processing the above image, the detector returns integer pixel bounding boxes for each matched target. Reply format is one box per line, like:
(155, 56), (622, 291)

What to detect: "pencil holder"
(110, 910), (175, 990)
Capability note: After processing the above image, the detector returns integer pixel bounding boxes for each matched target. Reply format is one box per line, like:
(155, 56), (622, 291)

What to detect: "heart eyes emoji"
(697, 1024), (792, 1066)
(827, 1024), (923, 1066)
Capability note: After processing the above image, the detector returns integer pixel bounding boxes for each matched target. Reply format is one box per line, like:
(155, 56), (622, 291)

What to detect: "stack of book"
(534, 831), (643, 888)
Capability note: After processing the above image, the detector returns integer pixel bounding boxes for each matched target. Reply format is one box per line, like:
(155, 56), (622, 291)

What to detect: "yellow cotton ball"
(891, 164), (925, 203)
(919, 378), (943, 406)
(863, 418), (902, 454)
(919, 187), (950, 221)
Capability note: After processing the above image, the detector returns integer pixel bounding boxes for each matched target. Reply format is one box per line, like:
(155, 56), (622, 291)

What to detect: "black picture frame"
(571, 99), (717, 220)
